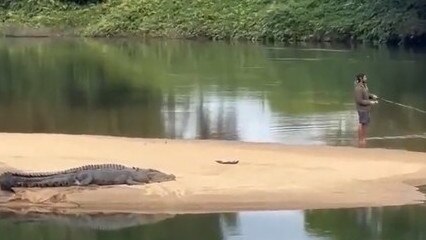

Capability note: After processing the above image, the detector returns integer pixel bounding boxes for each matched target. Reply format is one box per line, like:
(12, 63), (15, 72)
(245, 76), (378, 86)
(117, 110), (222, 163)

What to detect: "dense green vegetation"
(0, 0), (425, 45)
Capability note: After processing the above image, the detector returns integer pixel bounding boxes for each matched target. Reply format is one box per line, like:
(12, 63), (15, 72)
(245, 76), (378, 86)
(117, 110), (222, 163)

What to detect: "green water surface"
(2, 205), (426, 240)
(0, 39), (425, 151)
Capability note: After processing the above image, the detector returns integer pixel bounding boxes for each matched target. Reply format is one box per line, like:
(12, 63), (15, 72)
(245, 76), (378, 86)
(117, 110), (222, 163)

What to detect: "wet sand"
(0, 133), (425, 214)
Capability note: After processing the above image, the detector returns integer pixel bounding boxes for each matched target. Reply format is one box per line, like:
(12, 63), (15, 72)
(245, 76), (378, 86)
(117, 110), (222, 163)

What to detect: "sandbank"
(0, 133), (425, 214)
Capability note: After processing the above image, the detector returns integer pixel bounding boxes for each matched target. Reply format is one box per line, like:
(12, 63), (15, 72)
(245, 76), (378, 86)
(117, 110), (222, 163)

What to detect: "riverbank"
(0, 133), (426, 214)
(1, 0), (425, 46)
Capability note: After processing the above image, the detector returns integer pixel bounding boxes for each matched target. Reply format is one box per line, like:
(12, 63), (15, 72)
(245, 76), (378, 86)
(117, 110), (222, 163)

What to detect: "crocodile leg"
(126, 179), (145, 185)
(75, 173), (93, 186)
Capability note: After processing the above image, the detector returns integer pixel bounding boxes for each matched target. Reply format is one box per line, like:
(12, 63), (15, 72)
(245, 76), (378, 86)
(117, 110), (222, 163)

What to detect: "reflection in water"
(220, 211), (321, 240)
(305, 205), (426, 240)
(220, 205), (426, 240)
(367, 133), (426, 140)
(0, 39), (425, 152)
(1, 205), (426, 239)
(0, 212), (174, 231)
(0, 211), (222, 240)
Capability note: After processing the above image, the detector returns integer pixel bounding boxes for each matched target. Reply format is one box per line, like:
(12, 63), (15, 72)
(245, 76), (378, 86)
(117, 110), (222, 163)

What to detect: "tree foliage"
(1, 0), (425, 45)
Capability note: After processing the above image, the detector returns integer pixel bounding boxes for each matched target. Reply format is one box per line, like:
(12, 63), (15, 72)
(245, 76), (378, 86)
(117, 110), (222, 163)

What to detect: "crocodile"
(0, 164), (176, 192)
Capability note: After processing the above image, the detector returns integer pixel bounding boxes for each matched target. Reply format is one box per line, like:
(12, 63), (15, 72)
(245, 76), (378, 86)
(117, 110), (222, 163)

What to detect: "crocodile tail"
(6, 164), (130, 178)
(0, 174), (57, 190)
(5, 167), (81, 177)
(0, 174), (77, 189)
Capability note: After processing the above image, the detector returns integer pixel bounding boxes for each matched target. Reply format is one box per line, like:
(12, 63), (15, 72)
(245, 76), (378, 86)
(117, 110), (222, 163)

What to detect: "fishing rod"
(377, 96), (426, 114)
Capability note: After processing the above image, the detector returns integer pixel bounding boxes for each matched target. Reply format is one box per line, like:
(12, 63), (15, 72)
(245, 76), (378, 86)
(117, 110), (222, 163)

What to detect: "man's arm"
(369, 93), (378, 100)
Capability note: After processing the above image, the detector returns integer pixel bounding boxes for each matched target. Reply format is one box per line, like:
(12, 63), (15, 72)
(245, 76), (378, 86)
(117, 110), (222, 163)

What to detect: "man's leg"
(357, 111), (369, 147)
(358, 123), (367, 147)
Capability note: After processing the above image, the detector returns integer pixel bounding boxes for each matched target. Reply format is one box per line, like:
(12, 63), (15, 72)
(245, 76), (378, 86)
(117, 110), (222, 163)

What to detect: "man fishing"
(354, 73), (379, 147)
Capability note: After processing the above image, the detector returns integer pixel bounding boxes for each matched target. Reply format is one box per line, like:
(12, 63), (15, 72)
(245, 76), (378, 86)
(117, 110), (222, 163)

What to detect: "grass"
(1, 0), (425, 45)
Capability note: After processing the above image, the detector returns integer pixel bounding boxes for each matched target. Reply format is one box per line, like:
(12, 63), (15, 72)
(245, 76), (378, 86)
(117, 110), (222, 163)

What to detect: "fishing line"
(371, 97), (426, 141)
(378, 97), (426, 114)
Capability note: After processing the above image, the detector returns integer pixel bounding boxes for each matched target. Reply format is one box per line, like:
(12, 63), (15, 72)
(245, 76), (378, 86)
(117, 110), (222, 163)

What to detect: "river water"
(0, 39), (425, 239)
(0, 39), (425, 151)
(2, 205), (426, 240)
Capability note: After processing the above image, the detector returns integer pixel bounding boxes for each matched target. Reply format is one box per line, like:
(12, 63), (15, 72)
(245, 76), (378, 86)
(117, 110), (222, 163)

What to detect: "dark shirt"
(354, 82), (374, 112)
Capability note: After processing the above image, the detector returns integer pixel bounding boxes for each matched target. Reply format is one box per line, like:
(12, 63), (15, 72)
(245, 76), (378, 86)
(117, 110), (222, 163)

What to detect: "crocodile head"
(146, 169), (176, 183)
